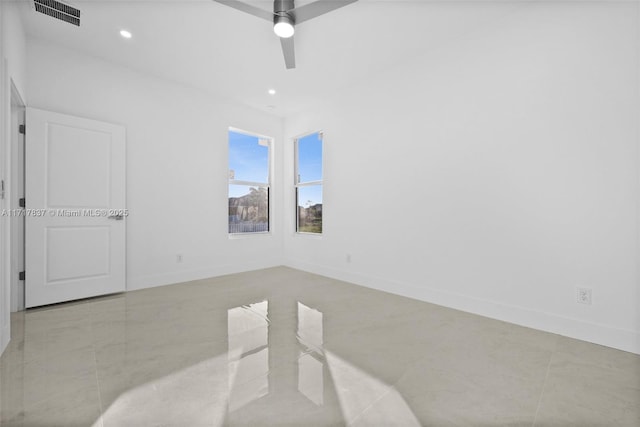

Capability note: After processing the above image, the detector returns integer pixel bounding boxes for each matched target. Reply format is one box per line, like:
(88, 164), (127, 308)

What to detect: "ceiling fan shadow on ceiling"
(214, 0), (358, 69)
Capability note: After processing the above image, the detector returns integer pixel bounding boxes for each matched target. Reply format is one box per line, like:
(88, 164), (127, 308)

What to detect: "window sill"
(229, 232), (272, 240)
(293, 232), (323, 239)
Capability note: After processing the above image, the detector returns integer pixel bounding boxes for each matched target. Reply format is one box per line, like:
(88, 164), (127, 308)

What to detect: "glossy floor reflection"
(1, 267), (639, 426)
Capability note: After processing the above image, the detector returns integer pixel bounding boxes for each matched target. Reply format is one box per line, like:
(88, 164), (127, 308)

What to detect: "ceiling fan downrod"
(274, 0), (295, 16)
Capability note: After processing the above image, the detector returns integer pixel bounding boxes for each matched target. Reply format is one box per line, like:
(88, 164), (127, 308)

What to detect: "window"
(295, 132), (323, 234)
(228, 129), (272, 234)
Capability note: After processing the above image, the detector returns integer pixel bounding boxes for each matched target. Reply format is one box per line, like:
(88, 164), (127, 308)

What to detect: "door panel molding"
(25, 108), (126, 308)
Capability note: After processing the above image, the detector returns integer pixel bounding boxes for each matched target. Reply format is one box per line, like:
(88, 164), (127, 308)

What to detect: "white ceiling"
(20, 0), (525, 117)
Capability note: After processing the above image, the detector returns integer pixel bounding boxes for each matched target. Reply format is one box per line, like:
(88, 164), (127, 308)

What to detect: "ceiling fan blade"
(213, 0), (274, 21)
(290, 0), (358, 25)
(280, 36), (296, 69)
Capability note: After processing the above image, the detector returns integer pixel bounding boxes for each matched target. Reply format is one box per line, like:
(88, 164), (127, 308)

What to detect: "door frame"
(0, 60), (19, 353)
(10, 81), (25, 312)
(0, 59), (8, 353)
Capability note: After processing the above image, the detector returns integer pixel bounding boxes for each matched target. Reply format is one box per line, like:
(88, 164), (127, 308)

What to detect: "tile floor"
(1, 267), (638, 426)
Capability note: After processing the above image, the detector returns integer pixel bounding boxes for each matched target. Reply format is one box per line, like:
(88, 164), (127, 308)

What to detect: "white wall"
(0, 0), (28, 353)
(27, 39), (284, 291)
(284, 2), (640, 354)
(1, 0), (27, 98)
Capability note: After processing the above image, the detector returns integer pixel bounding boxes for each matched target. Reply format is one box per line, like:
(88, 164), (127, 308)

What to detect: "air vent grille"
(34, 0), (80, 26)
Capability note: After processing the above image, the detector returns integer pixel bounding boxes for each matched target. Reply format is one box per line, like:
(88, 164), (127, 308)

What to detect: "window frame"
(228, 127), (273, 236)
(294, 130), (324, 235)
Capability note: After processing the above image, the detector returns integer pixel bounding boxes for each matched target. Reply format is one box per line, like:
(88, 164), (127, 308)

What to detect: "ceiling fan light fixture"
(213, 0), (360, 69)
(273, 14), (295, 38)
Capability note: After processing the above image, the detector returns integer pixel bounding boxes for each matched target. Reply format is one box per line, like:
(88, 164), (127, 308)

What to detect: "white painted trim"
(9, 80), (24, 313)
(229, 180), (269, 187)
(127, 257), (283, 291)
(228, 231), (272, 240)
(0, 57), (9, 355)
(1, 324), (8, 355)
(635, 0), (640, 364)
(296, 180), (323, 187)
(284, 257), (640, 355)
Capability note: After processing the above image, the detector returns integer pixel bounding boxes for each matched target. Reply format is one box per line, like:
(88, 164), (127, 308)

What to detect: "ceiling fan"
(213, 0), (358, 69)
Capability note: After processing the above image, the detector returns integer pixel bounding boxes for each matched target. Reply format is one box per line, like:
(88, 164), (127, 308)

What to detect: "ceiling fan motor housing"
(274, 0), (295, 21)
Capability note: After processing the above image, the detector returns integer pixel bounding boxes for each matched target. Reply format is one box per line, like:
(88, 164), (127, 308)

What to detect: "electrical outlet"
(177, 254), (183, 263)
(346, 253), (351, 263)
(577, 287), (592, 305)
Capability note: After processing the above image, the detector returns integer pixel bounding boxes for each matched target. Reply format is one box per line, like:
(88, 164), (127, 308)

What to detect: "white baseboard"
(1, 324), (9, 356)
(284, 257), (640, 355)
(126, 257), (283, 291)
(10, 279), (24, 312)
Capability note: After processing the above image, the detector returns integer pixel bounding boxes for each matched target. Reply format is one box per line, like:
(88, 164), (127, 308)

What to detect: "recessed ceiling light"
(120, 30), (132, 39)
(268, 89), (276, 95)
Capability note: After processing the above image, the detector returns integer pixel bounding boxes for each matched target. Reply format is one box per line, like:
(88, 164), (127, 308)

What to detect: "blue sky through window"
(298, 185), (322, 208)
(297, 132), (323, 206)
(297, 132), (322, 183)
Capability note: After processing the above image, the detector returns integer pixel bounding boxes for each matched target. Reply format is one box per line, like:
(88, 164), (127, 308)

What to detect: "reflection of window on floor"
(227, 301), (269, 411)
(297, 302), (324, 406)
(228, 129), (272, 234)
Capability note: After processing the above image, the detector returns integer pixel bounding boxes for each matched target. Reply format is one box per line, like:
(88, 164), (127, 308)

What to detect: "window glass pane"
(297, 185), (322, 233)
(229, 130), (269, 183)
(229, 185), (269, 233)
(297, 132), (322, 183)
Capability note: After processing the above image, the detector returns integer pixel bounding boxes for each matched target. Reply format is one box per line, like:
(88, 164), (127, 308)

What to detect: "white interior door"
(25, 108), (126, 308)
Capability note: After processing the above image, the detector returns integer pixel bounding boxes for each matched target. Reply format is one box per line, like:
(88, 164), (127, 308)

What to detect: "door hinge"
(19, 198), (25, 208)
(18, 124), (25, 135)
(19, 271), (25, 281)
